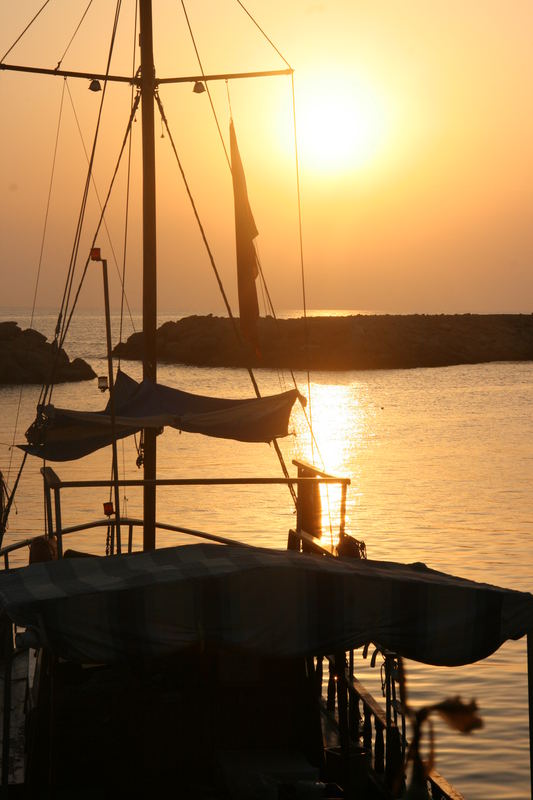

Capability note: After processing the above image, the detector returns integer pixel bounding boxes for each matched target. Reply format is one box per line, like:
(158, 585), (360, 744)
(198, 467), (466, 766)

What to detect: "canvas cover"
(0, 543), (532, 666)
(20, 370), (300, 461)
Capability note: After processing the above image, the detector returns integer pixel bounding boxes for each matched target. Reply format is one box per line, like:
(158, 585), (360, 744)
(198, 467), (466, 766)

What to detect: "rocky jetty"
(0, 322), (96, 385)
(113, 314), (533, 371)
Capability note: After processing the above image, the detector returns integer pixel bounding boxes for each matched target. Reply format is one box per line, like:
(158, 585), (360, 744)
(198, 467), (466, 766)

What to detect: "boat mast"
(0, 6), (293, 553)
(139, 0), (157, 551)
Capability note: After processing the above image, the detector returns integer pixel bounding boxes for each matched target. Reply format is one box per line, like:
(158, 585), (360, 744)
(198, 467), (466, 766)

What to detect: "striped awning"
(0, 543), (531, 666)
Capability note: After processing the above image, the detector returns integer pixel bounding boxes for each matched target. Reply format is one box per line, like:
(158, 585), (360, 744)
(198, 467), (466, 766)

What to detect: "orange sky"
(1, 0), (532, 315)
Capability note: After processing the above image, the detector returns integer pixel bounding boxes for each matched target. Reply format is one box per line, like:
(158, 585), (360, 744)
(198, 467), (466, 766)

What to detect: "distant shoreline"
(113, 313), (533, 371)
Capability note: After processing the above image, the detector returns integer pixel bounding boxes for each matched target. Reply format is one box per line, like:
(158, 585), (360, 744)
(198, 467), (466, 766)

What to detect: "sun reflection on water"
(292, 379), (375, 546)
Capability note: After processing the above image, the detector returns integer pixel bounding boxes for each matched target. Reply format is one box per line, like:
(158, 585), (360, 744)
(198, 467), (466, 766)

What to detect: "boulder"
(0, 322), (96, 385)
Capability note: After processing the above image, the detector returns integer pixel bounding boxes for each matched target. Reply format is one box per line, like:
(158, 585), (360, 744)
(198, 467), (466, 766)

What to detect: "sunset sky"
(1, 0), (532, 315)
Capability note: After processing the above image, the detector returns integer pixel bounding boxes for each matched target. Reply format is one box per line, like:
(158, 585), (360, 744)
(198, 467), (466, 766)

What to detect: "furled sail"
(20, 370), (301, 462)
(230, 119), (260, 350)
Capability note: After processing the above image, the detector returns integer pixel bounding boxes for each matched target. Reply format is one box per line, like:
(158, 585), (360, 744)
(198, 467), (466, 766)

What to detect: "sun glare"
(295, 73), (388, 173)
(293, 382), (368, 546)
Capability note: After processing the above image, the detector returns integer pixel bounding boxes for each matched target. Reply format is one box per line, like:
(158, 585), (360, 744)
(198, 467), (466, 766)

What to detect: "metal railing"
(317, 653), (464, 800)
(0, 462), (350, 566)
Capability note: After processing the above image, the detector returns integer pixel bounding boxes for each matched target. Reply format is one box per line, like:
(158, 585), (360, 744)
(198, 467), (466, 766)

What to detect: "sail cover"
(0, 543), (532, 666)
(20, 370), (301, 461)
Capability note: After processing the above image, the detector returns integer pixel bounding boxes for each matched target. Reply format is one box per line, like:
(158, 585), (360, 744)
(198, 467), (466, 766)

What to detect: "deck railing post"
(43, 473), (54, 539)
(294, 462), (323, 544)
(526, 630), (533, 798)
(385, 656), (392, 732)
(327, 659), (336, 714)
(53, 488), (63, 559)
(348, 650), (358, 739)
(363, 705), (372, 749)
(339, 482), (347, 544)
(335, 652), (350, 752)
(0, 471), (5, 547)
(374, 719), (385, 774)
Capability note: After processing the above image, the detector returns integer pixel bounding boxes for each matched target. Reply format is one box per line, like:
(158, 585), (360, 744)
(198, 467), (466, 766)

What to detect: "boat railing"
(0, 517), (255, 568)
(427, 770), (466, 800)
(0, 464), (350, 567)
(317, 653), (464, 800)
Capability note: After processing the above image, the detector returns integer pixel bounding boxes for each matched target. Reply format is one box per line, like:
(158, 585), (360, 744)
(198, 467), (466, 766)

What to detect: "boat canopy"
(1, 543), (532, 666)
(20, 370), (301, 461)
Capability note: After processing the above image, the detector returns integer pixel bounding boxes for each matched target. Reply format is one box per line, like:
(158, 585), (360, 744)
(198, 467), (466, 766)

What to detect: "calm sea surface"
(0, 310), (532, 798)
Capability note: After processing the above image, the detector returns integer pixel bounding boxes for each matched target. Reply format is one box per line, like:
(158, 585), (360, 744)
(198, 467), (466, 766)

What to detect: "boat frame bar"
(38, 465), (349, 559)
(0, 62), (293, 86)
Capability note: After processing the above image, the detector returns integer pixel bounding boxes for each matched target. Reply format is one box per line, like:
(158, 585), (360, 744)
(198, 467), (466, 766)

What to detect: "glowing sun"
(295, 73), (388, 172)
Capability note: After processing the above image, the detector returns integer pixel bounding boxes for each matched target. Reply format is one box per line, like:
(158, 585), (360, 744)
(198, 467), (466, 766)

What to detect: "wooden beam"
(0, 62), (132, 83)
(158, 67), (293, 84)
(0, 63), (292, 86)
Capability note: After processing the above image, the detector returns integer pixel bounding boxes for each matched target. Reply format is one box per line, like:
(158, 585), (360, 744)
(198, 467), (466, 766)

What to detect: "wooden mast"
(139, 0), (157, 551)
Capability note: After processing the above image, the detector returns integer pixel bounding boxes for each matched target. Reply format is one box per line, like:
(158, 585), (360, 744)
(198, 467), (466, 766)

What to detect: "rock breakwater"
(113, 314), (533, 371)
(0, 322), (96, 384)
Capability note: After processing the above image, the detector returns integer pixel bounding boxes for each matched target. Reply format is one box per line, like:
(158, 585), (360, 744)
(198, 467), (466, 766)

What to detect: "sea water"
(0, 309), (531, 799)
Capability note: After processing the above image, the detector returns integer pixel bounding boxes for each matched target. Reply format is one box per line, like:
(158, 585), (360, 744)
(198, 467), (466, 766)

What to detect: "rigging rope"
(0, 0), (52, 64)
(225, 79), (323, 467)
(32, 79), (67, 327)
(2, 78), (67, 534)
(230, 2), (318, 465)
(0, 453), (27, 547)
(178, 9), (309, 430)
(64, 80), (136, 335)
(179, 0), (230, 169)
(176, 5), (311, 429)
(56, 1), (123, 354)
(36, 92), (140, 417)
(223, 80), (283, 341)
(38, 0), (123, 408)
(54, 0), (94, 71)
(290, 72), (314, 461)
(155, 91), (297, 505)
(6, 78), (67, 486)
(58, 92), (141, 359)
(234, 0), (292, 69)
(178, 2), (324, 480)
(119, 1), (139, 357)
(118, 0), (139, 512)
